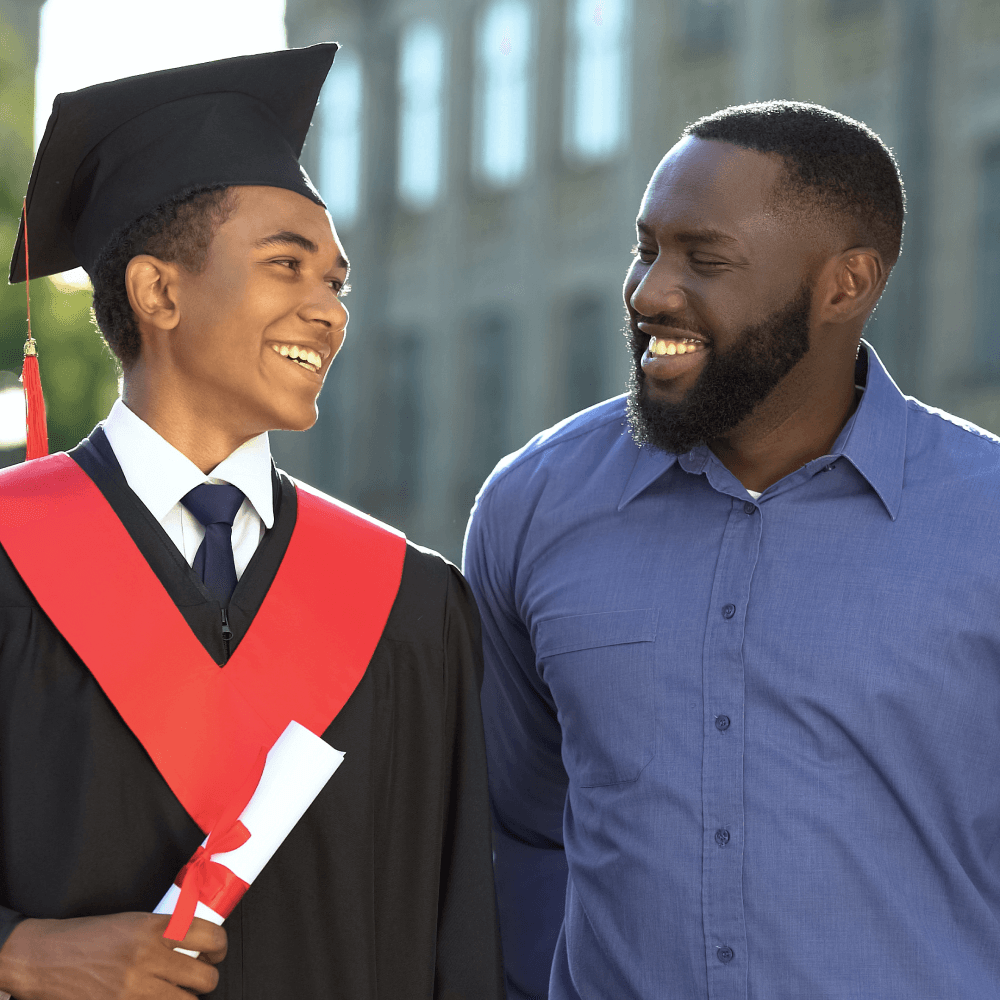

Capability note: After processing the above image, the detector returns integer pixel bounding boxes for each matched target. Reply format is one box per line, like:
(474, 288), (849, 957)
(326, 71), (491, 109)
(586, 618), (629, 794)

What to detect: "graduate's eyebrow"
(255, 230), (319, 253)
(255, 231), (351, 275)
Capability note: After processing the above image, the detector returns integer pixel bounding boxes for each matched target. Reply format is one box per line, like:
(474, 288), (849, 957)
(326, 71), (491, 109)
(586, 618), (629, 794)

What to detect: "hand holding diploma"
(155, 721), (344, 951)
(0, 721), (338, 999)
(0, 912), (226, 999)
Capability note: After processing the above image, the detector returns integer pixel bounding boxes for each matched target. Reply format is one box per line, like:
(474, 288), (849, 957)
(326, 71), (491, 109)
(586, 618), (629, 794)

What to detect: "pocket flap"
(535, 608), (658, 658)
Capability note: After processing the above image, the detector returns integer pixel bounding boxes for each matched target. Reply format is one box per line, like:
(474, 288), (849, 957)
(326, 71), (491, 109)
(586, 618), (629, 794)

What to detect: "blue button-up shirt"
(463, 344), (1000, 1000)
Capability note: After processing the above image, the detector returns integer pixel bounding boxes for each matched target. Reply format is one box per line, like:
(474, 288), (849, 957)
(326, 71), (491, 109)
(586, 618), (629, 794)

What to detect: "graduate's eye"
(271, 257), (301, 271)
(332, 281), (351, 298)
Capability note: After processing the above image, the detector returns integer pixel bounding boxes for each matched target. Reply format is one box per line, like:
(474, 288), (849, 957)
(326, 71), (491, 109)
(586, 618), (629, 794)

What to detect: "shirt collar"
(102, 398), (275, 528)
(618, 341), (907, 520)
(834, 342), (906, 520)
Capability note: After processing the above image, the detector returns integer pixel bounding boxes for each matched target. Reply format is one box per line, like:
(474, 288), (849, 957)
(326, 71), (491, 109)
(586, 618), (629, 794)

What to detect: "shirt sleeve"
(464, 491), (569, 1000)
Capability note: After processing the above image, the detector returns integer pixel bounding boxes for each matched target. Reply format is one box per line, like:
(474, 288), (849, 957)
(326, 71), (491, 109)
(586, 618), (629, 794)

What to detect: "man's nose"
(630, 265), (687, 320)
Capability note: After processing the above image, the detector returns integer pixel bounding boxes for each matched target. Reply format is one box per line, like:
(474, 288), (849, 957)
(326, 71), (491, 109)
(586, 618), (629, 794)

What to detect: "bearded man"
(0, 46), (502, 1000)
(464, 101), (1000, 999)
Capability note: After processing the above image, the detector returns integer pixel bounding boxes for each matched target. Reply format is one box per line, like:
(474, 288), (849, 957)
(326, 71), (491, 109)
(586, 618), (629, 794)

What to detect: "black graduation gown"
(0, 426), (504, 1000)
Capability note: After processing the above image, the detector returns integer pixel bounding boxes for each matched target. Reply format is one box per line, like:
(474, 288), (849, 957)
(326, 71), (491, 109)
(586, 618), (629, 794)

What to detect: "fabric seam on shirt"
(475, 400), (629, 504)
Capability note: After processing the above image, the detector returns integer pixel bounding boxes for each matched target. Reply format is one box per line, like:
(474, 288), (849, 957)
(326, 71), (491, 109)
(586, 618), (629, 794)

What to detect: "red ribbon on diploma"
(164, 748), (267, 943)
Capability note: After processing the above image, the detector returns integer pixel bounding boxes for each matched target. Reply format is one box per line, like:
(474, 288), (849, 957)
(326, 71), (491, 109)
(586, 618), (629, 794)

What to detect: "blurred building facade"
(272, 0), (998, 562)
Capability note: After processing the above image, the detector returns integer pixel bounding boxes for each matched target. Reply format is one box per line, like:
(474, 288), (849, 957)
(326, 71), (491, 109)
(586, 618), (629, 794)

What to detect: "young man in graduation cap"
(0, 44), (503, 1000)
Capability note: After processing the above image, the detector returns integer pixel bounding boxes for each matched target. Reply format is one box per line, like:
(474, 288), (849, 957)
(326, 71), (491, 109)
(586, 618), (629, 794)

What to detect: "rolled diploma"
(154, 720), (344, 955)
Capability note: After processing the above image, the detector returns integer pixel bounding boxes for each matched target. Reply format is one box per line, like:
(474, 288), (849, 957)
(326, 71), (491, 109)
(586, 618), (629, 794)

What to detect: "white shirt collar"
(102, 398), (275, 529)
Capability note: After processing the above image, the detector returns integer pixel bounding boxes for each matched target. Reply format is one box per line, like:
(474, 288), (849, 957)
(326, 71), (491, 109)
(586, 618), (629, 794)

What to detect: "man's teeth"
(648, 336), (705, 357)
(271, 344), (322, 371)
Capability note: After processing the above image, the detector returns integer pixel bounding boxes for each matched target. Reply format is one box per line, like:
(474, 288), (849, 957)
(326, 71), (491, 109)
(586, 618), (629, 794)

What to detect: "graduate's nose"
(299, 284), (349, 343)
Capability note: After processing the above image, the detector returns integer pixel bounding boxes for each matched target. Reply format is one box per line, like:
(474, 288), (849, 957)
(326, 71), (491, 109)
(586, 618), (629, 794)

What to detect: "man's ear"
(125, 255), (182, 334)
(818, 247), (885, 325)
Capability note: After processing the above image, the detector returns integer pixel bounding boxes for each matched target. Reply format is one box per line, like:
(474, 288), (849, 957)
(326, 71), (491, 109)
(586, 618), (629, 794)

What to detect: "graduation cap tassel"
(19, 197), (48, 460)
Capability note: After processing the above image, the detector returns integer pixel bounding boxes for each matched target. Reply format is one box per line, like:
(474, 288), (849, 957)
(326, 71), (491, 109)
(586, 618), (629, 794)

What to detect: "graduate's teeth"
(272, 345), (323, 370)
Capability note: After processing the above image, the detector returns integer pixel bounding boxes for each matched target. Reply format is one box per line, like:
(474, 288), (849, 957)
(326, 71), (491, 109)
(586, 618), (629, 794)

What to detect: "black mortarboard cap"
(9, 43), (337, 283)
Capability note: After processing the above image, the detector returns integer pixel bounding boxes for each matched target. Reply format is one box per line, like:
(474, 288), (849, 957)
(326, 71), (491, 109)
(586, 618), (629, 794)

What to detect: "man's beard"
(625, 282), (813, 455)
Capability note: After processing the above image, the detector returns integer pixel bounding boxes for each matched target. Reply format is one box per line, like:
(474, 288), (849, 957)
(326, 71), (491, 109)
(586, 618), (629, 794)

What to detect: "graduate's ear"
(125, 255), (183, 334)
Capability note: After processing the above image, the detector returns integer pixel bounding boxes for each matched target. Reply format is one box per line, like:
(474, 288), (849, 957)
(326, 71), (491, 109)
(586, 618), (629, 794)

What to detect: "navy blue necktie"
(180, 483), (246, 607)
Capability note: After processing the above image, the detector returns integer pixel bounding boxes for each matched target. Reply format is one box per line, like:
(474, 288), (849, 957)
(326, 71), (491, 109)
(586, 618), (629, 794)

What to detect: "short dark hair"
(89, 185), (238, 368)
(684, 101), (905, 269)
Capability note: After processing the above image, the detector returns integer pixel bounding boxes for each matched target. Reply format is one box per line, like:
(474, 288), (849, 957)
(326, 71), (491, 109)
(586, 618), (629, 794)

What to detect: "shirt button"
(717, 946), (734, 964)
(715, 828), (730, 847)
(715, 715), (730, 731)
(722, 603), (736, 619)
(743, 501), (756, 514)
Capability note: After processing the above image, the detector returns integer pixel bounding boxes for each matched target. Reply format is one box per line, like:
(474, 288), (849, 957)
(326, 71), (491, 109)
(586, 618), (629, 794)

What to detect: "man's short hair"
(684, 101), (905, 269)
(89, 185), (238, 368)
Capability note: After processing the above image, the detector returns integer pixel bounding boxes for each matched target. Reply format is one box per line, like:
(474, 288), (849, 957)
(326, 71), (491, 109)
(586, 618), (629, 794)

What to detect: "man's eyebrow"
(254, 231), (319, 253)
(675, 228), (739, 248)
(635, 220), (739, 248)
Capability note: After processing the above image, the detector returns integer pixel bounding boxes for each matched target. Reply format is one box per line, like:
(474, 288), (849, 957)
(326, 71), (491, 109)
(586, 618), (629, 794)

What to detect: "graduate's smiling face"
(153, 184), (350, 437)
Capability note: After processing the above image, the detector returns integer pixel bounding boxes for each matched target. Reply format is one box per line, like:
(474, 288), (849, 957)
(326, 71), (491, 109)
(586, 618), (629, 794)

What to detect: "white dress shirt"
(102, 398), (275, 580)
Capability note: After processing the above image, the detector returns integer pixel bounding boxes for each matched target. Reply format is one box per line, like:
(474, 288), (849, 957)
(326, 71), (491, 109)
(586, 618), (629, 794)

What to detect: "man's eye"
(333, 281), (351, 298)
(274, 258), (299, 270)
(631, 243), (656, 263)
(692, 257), (727, 268)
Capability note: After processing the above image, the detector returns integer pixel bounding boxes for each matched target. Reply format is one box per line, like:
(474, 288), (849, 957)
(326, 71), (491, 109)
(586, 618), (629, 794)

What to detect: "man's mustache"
(629, 312), (709, 339)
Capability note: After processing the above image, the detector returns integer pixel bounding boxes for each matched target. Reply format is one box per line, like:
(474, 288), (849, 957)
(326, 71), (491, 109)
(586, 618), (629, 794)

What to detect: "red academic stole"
(0, 453), (406, 834)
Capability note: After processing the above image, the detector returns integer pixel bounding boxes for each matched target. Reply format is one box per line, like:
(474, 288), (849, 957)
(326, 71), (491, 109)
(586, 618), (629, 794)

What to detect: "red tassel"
(19, 197), (48, 460)
(21, 345), (48, 460)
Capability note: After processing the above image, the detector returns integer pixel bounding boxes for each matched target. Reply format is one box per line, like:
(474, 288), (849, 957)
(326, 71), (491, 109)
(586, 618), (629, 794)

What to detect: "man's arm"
(464, 498), (569, 1000)
(0, 914), (226, 1000)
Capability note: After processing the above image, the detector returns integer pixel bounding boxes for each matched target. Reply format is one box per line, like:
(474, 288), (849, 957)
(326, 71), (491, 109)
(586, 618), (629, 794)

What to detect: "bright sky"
(35, 0), (287, 147)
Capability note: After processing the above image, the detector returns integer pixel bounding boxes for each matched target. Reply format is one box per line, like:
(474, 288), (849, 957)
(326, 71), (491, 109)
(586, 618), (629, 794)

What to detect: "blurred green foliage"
(0, 11), (118, 455)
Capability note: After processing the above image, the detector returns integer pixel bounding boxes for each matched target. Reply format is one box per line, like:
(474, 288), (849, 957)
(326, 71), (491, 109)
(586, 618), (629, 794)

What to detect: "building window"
(474, 0), (533, 189)
(464, 311), (512, 497)
(364, 332), (424, 521)
(976, 142), (1000, 371)
(566, 296), (608, 413)
(682, 0), (735, 55)
(387, 334), (424, 514)
(564, 0), (631, 164)
(319, 48), (363, 229)
(398, 20), (447, 211)
(825, 0), (883, 20)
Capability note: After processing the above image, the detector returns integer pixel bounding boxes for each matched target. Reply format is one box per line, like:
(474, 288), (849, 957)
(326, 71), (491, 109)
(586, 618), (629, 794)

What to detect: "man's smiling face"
(168, 184), (350, 438)
(623, 137), (821, 454)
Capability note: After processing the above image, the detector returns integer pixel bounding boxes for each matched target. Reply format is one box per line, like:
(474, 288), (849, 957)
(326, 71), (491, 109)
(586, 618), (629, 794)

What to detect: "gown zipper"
(221, 607), (233, 662)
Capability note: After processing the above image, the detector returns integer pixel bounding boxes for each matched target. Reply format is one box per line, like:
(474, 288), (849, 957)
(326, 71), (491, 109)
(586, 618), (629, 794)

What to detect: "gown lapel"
(0, 427), (406, 833)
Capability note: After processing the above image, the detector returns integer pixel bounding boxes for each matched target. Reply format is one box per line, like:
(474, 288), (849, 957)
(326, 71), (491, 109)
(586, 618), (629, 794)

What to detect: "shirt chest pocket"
(535, 609), (658, 787)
